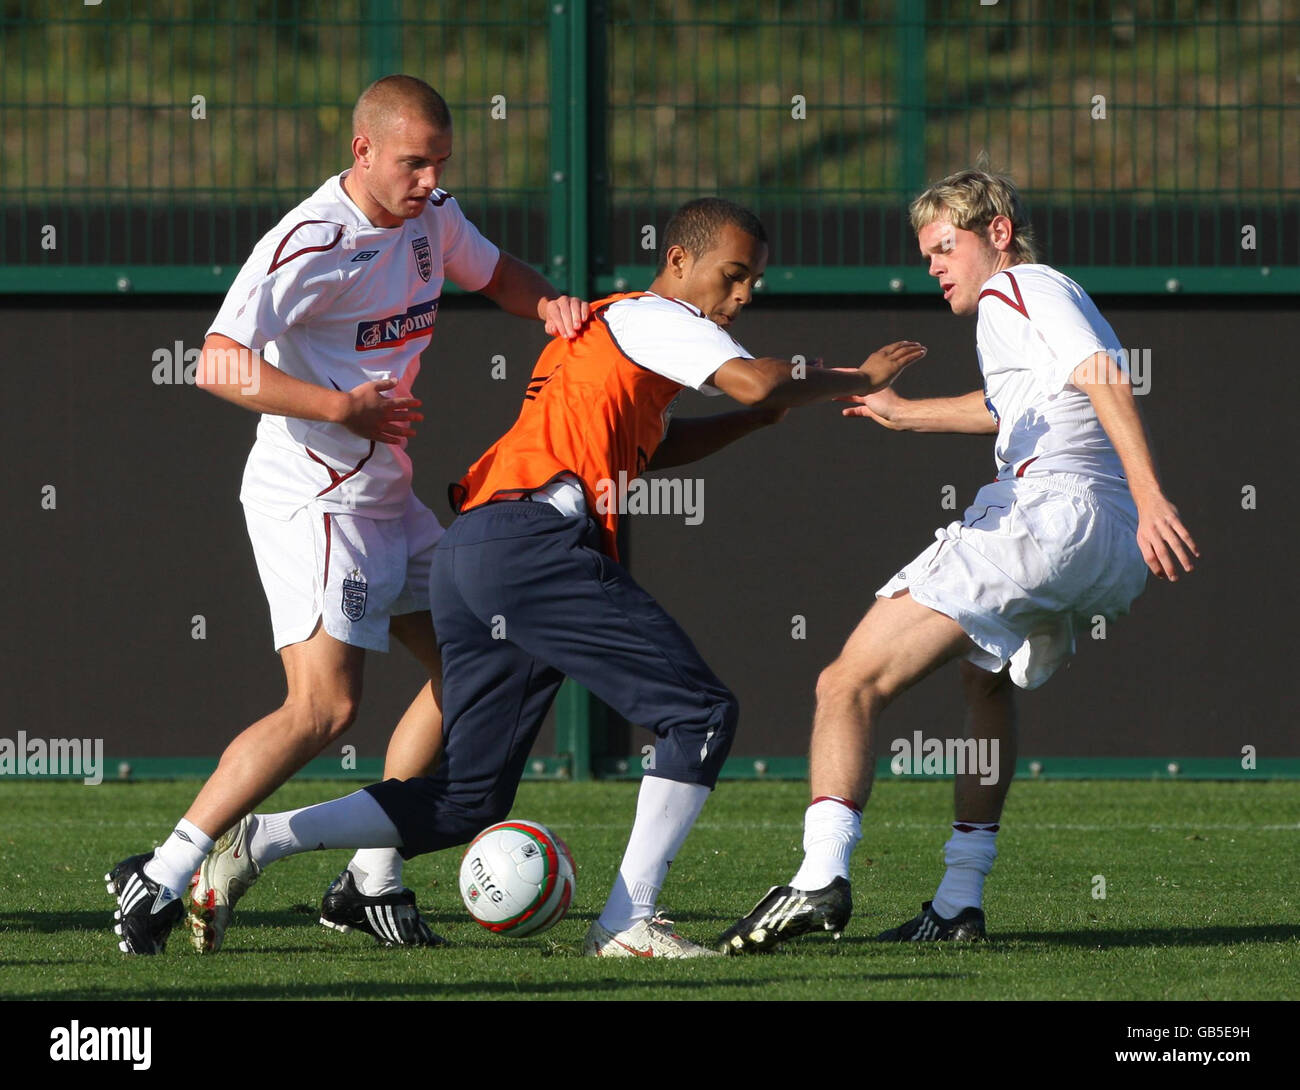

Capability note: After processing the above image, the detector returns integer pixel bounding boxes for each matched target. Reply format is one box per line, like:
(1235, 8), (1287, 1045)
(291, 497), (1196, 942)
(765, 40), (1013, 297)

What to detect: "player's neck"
(341, 169), (401, 228)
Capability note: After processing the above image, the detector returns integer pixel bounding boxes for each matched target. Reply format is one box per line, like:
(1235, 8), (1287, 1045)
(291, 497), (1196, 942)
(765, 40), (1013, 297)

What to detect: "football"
(458, 820), (576, 936)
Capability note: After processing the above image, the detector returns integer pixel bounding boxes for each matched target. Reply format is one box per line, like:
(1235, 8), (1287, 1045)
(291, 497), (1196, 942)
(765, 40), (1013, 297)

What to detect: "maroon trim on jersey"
(978, 270), (1029, 319)
(322, 513), (333, 591)
(305, 446), (342, 486)
(1015, 456), (1040, 478)
(659, 294), (704, 317)
(268, 221), (345, 275)
(305, 442), (377, 498)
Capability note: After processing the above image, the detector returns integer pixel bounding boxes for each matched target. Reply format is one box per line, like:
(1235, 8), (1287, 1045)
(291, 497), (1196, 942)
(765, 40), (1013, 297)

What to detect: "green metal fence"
(2, 1), (1295, 295)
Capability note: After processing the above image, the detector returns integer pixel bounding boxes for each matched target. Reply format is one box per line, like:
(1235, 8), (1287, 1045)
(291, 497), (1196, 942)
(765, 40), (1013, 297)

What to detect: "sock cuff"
(175, 817), (215, 855)
(952, 821), (999, 834)
(811, 794), (862, 814)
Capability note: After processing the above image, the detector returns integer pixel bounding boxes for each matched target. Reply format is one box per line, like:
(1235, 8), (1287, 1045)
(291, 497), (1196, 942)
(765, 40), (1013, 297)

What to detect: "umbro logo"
(351, 250), (380, 262)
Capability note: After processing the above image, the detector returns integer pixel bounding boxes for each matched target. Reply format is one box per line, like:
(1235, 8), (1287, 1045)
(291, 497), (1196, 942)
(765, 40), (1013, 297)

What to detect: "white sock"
(598, 777), (710, 933)
(931, 821), (999, 918)
(143, 818), (215, 897)
(789, 796), (861, 891)
(347, 848), (406, 896)
(248, 789), (402, 868)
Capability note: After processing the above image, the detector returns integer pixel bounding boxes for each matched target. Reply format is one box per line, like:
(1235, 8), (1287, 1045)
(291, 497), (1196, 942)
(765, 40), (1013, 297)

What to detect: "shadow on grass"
(0, 909), (342, 934)
(989, 925), (1300, 948)
(8, 912), (1298, 951)
(8, 971), (970, 1001)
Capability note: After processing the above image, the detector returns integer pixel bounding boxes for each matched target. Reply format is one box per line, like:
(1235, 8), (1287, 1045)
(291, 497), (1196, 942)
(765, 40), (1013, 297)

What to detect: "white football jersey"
(976, 264), (1131, 504)
(208, 171), (501, 519)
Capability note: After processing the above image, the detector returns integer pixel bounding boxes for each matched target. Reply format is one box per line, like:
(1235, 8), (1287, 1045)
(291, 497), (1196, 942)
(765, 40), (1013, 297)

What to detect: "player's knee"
(282, 693), (360, 745)
(816, 658), (890, 714)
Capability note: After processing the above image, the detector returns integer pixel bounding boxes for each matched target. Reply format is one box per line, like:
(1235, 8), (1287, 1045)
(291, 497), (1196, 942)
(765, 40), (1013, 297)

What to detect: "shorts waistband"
(1011, 472), (1139, 523)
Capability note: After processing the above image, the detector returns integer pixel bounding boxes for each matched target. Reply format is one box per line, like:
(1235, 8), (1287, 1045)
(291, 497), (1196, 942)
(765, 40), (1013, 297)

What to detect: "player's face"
(352, 115), (453, 228)
(917, 218), (1003, 317)
(670, 224), (768, 329)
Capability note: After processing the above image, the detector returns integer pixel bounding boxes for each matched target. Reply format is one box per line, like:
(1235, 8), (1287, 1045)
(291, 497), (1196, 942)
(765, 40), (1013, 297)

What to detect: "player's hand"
(860, 341), (927, 386)
(542, 295), (591, 339)
(838, 387), (906, 429)
(1135, 495), (1199, 581)
(340, 379), (424, 445)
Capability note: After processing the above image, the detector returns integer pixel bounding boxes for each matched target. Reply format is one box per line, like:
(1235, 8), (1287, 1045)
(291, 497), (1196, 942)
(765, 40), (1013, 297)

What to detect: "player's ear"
(989, 215), (1014, 252)
(664, 243), (690, 279)
(353, 133), (374, 167)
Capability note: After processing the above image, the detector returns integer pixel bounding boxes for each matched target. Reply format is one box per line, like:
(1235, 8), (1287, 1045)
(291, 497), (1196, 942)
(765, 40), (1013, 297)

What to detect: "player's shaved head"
(910, 165), (1038, 264)
(353, 74), (453, 146)
(658, 198), (767, 272)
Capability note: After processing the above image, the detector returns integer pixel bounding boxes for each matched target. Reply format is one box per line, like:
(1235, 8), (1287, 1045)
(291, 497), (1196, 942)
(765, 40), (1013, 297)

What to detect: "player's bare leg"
(109, 624), (365, 953)
(327, 609), (445, 926)
(184, 624), (364, 840)
(887, 662), (1018, 941)
(130, 623), (365, 896)
(383, 609), (445, 781)
(808, 592), (974, 805)
(720, 593), (972, 952)
(953, 661), (1016, 824)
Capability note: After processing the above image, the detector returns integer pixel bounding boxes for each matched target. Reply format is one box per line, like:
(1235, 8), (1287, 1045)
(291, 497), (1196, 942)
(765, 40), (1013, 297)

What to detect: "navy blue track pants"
(366, 501), (738, 857)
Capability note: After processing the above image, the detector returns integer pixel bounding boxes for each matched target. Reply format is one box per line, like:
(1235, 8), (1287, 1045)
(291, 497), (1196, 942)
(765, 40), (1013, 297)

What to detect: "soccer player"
(719, 167), (1199, 952)
(173, 197), (929, 957)
(106, 74), (590, 955)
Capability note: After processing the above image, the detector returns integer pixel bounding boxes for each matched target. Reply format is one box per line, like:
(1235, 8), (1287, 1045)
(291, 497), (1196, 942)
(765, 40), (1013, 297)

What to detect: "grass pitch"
(0, 779), (1296, 1001)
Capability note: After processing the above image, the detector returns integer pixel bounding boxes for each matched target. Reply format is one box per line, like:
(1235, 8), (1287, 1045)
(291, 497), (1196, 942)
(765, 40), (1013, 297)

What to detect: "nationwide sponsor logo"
(412, 235), (432, 281)
(354, 297), (439, 351)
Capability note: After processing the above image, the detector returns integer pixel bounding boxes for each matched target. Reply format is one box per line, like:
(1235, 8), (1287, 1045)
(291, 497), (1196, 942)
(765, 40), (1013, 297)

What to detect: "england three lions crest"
(341, 569), (368, 622)
(412, 235), (432, 282)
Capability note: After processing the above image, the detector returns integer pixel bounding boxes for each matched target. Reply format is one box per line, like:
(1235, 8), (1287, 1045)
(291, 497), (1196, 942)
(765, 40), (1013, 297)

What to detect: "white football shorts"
(244, 492), (445, 653)
(877, 474), (1148, 690)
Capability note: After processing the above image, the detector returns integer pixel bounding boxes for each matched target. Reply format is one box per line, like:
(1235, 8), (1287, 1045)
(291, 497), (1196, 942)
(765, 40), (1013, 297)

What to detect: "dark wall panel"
(5, 297), (1295, 762)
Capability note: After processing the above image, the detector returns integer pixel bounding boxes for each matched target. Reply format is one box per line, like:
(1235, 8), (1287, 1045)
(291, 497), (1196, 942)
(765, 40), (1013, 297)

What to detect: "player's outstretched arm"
(838, 387), (997, 434)
(194, 333), (424, 445)
(710, 341), (927, 410)
(648, 407), (787, 471)
(1072, 350), (1199, 581)
(476, 252), (590, 339)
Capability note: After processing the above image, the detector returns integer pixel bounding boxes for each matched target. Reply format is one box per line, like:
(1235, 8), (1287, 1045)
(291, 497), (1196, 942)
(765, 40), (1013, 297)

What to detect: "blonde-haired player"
(721, 167), (1198, 952)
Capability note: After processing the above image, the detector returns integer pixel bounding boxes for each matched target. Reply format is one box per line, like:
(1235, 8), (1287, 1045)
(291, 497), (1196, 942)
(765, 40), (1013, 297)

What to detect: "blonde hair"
(909, 165), (1038, 264)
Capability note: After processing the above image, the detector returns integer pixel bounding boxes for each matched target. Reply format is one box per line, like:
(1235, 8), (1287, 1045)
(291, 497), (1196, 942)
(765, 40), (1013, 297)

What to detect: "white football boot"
(188, 814), (261, 953)
(583, 913), (721, 958)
